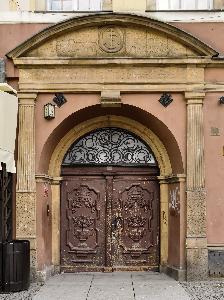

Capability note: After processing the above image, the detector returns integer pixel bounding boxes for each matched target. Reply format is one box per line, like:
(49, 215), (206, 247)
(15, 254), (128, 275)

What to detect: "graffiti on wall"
(169, 186), (180, 216)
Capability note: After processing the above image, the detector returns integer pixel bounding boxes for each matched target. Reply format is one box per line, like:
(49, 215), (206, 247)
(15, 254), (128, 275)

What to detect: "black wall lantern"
(44, 103), (55, 120)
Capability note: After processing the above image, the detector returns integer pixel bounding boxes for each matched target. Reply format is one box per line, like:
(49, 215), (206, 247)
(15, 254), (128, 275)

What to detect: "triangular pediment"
(7, 13), (218, 60)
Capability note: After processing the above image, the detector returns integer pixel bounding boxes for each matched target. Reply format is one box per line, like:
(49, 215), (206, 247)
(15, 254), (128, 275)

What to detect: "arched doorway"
(60, 127), (160, 272)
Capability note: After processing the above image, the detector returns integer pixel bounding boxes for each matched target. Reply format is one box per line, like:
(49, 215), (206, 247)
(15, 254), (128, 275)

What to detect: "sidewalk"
(1, 272), (224, 299)
(33, 272), (190, 300)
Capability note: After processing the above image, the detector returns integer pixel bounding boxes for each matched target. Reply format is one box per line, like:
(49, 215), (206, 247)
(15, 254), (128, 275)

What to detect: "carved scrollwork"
(73, 216), (94, 242)
(124, 186), (149, 210)
(68, 186), (96, 213)
(127, 216), (147, 228)
(128, 229), (145, 242)
(126, 216), (147, 243)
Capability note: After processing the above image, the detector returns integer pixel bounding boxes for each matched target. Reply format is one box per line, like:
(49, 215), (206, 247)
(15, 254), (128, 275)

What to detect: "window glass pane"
(156, 0), (169, 10)
(181, 0), (196, 10)
(78, 0), (90, 10)
(51, 0), (61, 10)
(63, 0), (73, 10)
(198, 0), (212, 9)
(89, 0), (102, 10)
(73, 0), (78, 10)
(170, 0), (180, 9)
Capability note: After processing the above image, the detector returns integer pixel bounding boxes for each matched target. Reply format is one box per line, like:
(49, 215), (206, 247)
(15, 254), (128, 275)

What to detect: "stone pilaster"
(51, 177), (63, 267)
(158, 176), (169, 268)
(16, 92), (37, 277)
(185, 92), (207, 280)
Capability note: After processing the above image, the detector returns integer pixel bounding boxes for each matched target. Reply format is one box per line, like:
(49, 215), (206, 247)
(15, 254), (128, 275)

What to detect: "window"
(47, 0), (103, 11)
(156, 0), (213, 10)
(62, 128), (157, 166)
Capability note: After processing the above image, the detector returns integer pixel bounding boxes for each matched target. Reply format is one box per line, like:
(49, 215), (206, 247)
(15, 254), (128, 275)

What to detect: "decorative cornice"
(6, 13), (218, 59)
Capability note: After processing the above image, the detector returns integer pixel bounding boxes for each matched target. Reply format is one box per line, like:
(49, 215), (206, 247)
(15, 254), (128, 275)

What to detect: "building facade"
(1, 0), (224, 281)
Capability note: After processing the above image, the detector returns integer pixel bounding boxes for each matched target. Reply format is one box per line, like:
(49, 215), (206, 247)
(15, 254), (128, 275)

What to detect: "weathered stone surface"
(16, 192), (36, 238)
(19, 66), (191, 85)
(186, 248), (208, 281)
(26, 26), (197, 58)
(186, 190), (206, 237)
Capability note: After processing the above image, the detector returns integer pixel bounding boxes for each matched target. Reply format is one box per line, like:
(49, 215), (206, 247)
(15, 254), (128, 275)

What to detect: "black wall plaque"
(159, 93), (173, 107)
(53, 93), (67, 107)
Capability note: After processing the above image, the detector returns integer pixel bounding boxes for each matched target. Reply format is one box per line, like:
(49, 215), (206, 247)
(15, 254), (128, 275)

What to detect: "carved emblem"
(99, 26), (124, 53)
(68, 186), (96, 213)
(73, 216), (94, 242)
(128, 229), (145, 242)
(125, 186), (148, 210)
(127, 216), (147, 228)
(126, 216), (146, 242)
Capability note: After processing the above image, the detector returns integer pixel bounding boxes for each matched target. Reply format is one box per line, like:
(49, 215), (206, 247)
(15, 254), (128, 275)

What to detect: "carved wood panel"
(61, 168), (159, 272)
(111, 176), (159, 270)
(61, 176), (106, 272)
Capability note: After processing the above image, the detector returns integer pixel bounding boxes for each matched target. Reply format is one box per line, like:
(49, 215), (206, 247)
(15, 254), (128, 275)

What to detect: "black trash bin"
(2, 240), (30, 292)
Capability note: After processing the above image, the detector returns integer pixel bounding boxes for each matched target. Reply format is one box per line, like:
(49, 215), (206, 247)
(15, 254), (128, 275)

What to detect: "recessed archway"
(60, 126), (160, 272)
(48, 115), (173, 270)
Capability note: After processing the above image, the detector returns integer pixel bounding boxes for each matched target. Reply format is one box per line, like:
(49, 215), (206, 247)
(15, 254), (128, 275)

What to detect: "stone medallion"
(99, 26), (124, 53)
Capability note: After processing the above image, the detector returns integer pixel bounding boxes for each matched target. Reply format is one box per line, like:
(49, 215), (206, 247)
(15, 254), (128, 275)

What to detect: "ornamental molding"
(7, 13), (218, 60)
(98, 26), (124, 53)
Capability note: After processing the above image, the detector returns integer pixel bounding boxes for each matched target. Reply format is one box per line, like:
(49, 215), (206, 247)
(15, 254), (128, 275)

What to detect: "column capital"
(17, 92), (37, 99)
(185, 92), (205, 104)
(17, 92), (37, 105)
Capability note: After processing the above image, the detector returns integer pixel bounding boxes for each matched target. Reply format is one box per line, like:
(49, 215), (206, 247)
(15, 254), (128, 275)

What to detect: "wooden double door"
(61, 167), (160, 272)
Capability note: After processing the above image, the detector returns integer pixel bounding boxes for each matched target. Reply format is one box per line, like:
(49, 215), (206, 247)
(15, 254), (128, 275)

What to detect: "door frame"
(49, 116), (175, 271)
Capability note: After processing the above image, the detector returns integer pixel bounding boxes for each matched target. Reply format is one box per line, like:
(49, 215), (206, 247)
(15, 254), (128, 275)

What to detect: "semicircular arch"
(49, 115), (172, 177)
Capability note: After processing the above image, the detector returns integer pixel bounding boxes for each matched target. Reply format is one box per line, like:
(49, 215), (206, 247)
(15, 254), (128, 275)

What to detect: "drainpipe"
(0, 59), (5, 83)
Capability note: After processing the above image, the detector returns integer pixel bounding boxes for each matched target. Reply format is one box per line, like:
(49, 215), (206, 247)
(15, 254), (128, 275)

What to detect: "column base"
(32, 265), (60, 283)
(160, 265), (186, 281)
(186, 247), (208, 280)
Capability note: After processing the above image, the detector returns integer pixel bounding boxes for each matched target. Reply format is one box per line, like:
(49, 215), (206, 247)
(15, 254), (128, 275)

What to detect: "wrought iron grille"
(63, 127), (157, 166)
(0, 163), (13, 243)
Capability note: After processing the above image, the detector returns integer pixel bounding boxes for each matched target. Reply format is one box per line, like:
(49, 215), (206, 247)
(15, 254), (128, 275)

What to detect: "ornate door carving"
(61, 167), (159, 272)
(61, 176), (106, 272)
(111, 176), (159, 270)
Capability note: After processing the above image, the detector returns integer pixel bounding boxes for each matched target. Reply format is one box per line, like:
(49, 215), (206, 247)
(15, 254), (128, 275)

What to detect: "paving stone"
(1, 273), (224, 300)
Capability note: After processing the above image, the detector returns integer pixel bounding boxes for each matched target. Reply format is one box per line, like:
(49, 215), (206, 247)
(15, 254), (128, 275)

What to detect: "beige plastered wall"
(203, 87), (224, 244)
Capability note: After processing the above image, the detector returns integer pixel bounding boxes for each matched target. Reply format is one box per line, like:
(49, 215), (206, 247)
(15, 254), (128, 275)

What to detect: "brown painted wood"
(61, 175), (106, 272)
(111, 175), (160, 271)
(61, 167), (160, 272)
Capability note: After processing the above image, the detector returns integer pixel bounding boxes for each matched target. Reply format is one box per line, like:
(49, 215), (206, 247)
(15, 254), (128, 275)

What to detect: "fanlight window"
(63, 128), (157, 166)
